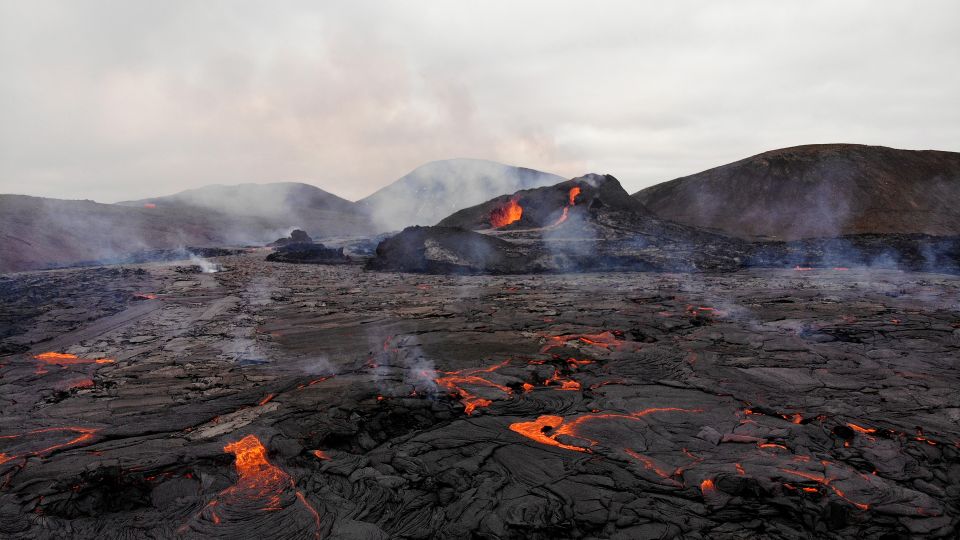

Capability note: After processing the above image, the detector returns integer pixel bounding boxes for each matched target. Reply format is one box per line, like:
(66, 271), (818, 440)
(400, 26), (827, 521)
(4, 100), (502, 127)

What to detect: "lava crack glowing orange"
(34, 352), (114, 366)
(509, 408), (702, 453)
(0, 427), (99, 466)
(434, 359), (513, 414)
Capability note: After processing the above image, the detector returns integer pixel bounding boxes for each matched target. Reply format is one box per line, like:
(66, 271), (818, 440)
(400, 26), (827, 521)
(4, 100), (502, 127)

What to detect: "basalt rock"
(372, 174), (747, 274)
(1, 254), (958, 539)
(265, 242), (350, 265)
(748, 234), (960, 274)
(269, 229), (314, 247)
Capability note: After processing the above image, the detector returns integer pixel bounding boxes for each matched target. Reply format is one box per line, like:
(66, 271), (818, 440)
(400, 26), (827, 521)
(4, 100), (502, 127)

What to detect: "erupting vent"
(489, 196), (523, 228)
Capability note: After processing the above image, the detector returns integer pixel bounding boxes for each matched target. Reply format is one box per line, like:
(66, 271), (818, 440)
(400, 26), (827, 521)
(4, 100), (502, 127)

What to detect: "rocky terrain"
(633, 144), (960, 240)
(1, 252), (958, 539)
(372, 175), (746, 274)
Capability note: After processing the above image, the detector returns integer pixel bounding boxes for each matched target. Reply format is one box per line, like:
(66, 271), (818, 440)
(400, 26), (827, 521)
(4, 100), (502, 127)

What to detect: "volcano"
(357, 159), (564, 232)
(633, 144), (960, 240)
(371, 174), (747, 274)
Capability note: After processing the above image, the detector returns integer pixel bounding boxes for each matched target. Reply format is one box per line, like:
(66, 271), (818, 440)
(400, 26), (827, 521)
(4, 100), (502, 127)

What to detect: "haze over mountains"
(357, 159), (565, 231)
(2, 145), (958, 273)
(0, 159), (564, 273)
(633, 144), (960, 240)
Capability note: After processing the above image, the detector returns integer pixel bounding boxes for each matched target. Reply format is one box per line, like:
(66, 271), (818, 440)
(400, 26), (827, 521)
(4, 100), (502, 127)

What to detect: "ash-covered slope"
(0, 195), (230, 273)
(372, 174), (748, 274)
(633, 144), (960, 240)
(0, 183), (373, 273)
(118, 182), (373, 238)
(358, 159), (564, 232)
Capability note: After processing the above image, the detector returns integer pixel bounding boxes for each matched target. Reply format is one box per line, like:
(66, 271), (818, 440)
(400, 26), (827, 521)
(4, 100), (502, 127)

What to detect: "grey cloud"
(1, 1), (957, 202)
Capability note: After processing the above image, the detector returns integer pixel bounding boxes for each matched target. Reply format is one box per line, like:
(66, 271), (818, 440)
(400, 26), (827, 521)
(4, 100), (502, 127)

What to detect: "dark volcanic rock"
(373, 174), (747, 274)
(367, 226), (535, 274)
(1, 255), (958, 539)
(634, 144), (960, 240)
(749, 234), (960, 274)
(266, 242), (350, 264)
(269, 229), (314, 246)
(438, 173), (652, 230)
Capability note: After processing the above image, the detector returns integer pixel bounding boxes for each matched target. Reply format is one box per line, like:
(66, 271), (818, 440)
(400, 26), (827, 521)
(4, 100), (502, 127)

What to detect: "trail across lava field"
(1, 253), (958, 538)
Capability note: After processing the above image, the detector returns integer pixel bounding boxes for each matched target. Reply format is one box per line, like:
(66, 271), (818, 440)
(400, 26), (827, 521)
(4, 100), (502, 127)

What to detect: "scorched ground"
(1, 253), (959, 538)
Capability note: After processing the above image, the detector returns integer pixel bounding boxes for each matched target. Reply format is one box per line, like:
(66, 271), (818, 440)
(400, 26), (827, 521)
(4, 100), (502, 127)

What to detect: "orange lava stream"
(548, 186), (582, 227)
(779, 468), (870, 511)
(490, 196), (523, 228)
(34, 352), (114, 366)
(183, 435), (321, 537)
(434, 359), (513, 414)
(541, 331), (638, 353)
(510, 408), (702, 453)
(0, 427), (99, 466)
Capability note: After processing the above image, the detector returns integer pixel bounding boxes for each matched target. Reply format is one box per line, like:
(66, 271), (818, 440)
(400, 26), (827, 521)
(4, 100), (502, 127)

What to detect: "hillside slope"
(633, 144), (960, 239)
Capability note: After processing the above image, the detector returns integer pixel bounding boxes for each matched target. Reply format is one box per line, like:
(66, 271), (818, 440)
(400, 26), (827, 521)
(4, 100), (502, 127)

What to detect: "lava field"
(1, 253), (959, 539)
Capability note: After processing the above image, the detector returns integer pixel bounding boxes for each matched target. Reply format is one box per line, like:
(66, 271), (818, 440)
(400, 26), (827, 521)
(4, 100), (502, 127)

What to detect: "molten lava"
(509, 408), (702, 454)
(34, 352), (114, 366)
(541, 331), (640, 353)
(0, 427), (99, 466)
(434, 360), (513, 414)
(490, 196), (523, 228)
(779, 468), (870, 511)
(548, 186), (583, 227)
(182, 435), (321, 536)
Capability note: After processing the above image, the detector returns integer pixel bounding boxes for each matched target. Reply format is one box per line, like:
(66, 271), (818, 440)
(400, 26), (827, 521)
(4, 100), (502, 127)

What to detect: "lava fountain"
(490, 196), (523, 228)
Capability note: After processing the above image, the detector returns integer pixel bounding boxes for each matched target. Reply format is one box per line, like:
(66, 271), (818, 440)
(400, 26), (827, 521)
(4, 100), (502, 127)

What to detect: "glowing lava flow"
(0, 427), (99, 466)
(490, 196), (523, 228)
(540, 331), (641, 353)
(509, 408), (702, 453)
(34, 352), (114, 366)
(434, 360), (513, 414)
(183, 435), (321, 537)
(548, 186), (582, 227)
(779, 467), (870, 511)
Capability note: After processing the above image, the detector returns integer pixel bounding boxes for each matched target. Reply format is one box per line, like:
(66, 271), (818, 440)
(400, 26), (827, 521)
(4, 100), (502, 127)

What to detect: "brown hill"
(0, 183), (373, 273)
(633, 144), (960, 240)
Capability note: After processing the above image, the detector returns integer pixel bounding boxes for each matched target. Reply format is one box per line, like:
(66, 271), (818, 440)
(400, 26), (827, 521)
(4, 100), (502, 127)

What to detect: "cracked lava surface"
(1, 253), (959, 538)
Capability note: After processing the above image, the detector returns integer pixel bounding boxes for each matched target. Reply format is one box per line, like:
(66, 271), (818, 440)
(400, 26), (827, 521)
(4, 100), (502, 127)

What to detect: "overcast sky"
(1, 1), (957, 203)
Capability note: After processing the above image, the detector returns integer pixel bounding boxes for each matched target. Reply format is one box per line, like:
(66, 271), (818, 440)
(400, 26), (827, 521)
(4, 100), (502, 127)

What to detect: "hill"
(632, 144), (960, 240)
(357, 159), (564, 232)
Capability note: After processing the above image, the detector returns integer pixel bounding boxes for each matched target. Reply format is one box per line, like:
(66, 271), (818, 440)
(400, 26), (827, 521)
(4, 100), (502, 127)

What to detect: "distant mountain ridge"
(633, 144), (960, 240)
(0, 161), (565, 273)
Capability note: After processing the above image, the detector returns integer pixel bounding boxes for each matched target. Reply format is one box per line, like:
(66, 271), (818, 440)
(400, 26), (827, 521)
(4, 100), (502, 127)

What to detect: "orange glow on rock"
(0, 427), (98, 465)
(847, 423), (877, 434)
(434, 359), (513, 414)
(490, 196), (523, 228)
(700, 478), (716, 494)
(510, 408), (702, 454)
(34, 352), (114, 367)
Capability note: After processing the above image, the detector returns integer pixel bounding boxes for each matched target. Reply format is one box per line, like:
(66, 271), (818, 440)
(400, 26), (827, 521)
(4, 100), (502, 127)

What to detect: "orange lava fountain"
(490, 196), (523, 228)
